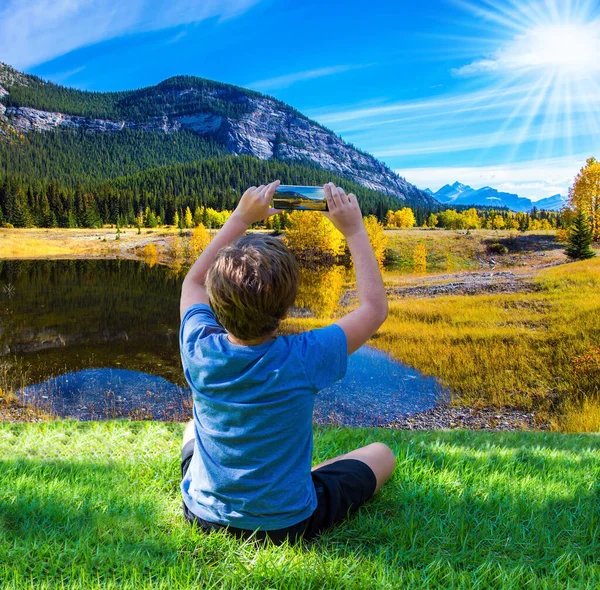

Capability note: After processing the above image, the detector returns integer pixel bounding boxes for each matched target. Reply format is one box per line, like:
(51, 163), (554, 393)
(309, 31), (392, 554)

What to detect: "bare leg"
(183, 420), (195, 447)
(312, 442), (395, 494)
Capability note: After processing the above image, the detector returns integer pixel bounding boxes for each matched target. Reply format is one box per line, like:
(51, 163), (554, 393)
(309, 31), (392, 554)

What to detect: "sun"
(516, 23), (600, 74)
(448, 0), (600, 161)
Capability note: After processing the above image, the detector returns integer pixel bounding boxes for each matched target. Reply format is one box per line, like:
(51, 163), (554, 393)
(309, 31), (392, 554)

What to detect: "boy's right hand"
(324, 183), (365, 238)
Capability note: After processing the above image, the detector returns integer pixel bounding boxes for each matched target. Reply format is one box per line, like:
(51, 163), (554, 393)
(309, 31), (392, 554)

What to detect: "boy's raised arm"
(180, 180), (281, 318)
(324, 183), (388, 355)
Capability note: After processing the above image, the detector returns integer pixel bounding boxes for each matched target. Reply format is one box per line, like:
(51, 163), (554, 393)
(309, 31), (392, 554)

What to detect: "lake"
(1, 259), (448, 426)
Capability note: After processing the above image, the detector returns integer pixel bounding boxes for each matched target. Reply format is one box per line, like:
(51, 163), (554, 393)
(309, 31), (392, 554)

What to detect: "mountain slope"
(0, 62), (435, 207)
(534, 194), (567, 211)
(431, 181), (566, 212)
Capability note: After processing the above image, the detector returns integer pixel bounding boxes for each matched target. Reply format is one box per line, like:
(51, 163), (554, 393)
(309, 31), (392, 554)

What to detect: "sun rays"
(309, 0), (599, 196)
(447, 0), (600, 159)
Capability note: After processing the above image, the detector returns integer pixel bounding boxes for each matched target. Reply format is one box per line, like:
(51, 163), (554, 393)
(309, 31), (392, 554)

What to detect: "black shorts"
(180, 439), (377, 544)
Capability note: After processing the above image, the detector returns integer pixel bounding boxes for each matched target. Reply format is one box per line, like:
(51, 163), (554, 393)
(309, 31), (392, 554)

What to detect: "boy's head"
(206, 234), (299, 341)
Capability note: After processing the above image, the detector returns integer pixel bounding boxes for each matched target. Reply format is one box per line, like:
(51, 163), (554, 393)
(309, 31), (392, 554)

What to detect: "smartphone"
(272, 185), (329, 211)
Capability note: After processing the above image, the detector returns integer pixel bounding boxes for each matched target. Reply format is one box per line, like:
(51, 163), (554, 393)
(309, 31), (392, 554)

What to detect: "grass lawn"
(1, 421), (599, 589)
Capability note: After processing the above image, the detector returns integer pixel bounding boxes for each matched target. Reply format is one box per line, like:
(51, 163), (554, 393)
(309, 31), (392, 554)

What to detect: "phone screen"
(272, 185), (328, 211)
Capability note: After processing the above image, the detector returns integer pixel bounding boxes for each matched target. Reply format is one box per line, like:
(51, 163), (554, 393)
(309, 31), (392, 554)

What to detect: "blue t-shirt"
(179, 304), (348, 530)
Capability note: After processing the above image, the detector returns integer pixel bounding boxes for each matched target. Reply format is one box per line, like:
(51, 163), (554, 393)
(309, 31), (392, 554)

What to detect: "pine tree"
(565, 209), (596, 260)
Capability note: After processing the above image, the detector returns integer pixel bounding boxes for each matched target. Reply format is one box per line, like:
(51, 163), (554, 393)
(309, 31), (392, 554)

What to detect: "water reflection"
(2, 259), (447, 424)
(294, 265), (346, 318)
(317, 347), (448, 426)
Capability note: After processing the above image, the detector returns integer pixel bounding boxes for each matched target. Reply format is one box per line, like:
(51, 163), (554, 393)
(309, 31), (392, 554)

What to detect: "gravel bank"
(387, 405), (548, 431)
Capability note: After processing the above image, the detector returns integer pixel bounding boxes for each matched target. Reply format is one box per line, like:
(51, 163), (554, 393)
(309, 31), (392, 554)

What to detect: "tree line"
(385, 205), (564, 231)
(1, 128), (225, 185)
(0, 155), (408, 228)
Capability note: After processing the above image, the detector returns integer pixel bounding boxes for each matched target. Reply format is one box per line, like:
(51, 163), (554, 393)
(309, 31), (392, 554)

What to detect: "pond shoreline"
(1, 395), (548, 431)
(386, 405), (548, 431)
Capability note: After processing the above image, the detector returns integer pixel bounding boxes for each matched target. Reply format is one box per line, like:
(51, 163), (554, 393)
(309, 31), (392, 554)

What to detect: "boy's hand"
(233, 180), (282, 226)
(324, 182), (365, 238)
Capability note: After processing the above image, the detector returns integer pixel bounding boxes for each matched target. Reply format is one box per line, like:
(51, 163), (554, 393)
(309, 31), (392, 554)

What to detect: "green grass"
(1, 421), (599, 589)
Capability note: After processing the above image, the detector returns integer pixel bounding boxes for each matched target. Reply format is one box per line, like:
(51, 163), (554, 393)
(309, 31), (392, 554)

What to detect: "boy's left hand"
(233, 180), (282, 226)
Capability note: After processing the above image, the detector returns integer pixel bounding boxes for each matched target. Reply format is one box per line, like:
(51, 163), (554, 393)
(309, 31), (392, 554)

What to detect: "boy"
(179, 180), (395, 544)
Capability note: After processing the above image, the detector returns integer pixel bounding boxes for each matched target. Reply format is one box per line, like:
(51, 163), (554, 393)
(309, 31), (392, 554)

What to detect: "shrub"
(570, 347), (600, 398)
(487, 241), (509, 255)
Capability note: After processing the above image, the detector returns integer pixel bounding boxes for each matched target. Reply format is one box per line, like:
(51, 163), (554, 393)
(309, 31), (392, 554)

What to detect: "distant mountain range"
(423, 182), (567, 212)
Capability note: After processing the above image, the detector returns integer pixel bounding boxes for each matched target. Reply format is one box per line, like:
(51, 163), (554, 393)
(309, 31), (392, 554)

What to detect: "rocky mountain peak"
(0, 64), (436, 207)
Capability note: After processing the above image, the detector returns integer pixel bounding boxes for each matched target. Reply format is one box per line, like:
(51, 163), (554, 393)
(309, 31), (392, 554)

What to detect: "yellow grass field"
(287, 258), (600, 431)
(0, 227), (178, 259)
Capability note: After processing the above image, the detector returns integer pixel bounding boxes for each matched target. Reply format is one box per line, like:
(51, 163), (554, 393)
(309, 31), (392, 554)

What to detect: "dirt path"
(387, 271), (540, 298)
(340, 270), (542, 304)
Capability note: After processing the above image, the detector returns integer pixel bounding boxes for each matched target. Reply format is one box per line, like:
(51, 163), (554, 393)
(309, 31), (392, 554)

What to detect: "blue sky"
(1, 0), (599, 199)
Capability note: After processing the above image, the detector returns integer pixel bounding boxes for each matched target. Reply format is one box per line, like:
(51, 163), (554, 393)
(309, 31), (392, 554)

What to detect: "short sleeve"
(180, 303), (225, 351)
(299, 324), (348, 391)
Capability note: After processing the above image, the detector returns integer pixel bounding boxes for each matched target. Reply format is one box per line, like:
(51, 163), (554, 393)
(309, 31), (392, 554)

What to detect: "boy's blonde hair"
(206, 234), (299, 340)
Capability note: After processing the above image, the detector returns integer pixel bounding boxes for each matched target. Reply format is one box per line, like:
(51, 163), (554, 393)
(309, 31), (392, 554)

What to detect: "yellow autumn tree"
(184, 207), (193, 229)
(413, 243), (427, 275)
(204, 208), (232, 229)
(189, 223), (211, 259)
(395, 207), (416, 229)
(462, 208), (481, 229)
(568, 157), (600, 241)
(363, 215), (388, 268)
(438, 209), (463, 229)
(385, 207), (416, 228)
(284, 211), (345, 257)
(426, 213), (439, 228)
(492, 215), (506, 230)
(385, 210), (397, 228)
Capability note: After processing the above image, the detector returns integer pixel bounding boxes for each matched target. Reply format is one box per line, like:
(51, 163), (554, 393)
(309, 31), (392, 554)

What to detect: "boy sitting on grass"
(179, 180), (395, 544)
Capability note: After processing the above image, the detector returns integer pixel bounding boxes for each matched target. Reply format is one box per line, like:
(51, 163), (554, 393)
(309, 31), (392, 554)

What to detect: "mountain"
(534, 194), (568, 211)
(0, 62), (435, 208)
(430, 181), (566, 212)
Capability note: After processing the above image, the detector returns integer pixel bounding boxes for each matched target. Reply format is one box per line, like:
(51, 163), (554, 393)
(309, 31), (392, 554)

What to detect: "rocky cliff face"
(0, 65), (435, 205)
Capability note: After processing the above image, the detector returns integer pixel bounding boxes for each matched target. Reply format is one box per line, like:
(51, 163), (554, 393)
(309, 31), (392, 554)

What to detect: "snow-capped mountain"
(428, 181), (567, 212)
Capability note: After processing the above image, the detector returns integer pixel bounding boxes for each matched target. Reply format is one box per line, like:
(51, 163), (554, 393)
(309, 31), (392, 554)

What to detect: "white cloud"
(0, 0), (263, 69)
(43, 65), (86, 83)
(164, 30), (188, 45)
(247, 65), (366, 92)
(398, 156), (587, 200)
(453, 22), (600, 77)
